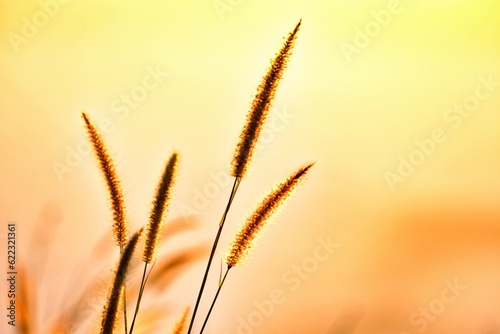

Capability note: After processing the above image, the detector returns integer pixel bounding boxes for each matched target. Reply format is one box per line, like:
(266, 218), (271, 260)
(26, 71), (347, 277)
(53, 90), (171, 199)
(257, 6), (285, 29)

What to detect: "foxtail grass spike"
(82, 111), (128, 247)
(100, 228), (143, 334)
(130, 153), (178, 334)
(171, 307), (190, 334)
(230, 20), (301, 178)
(226, 163), (313, 268)
(188, 21), (301, 334)
(143, 152), (178, 263)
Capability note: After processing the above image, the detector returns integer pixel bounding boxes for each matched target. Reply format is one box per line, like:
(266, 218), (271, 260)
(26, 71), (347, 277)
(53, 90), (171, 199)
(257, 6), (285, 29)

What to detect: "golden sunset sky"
(1, 1), (500, 333)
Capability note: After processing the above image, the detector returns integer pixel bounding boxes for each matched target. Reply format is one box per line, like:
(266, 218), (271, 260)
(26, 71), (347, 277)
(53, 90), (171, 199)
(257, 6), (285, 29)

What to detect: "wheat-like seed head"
(143, 152), (178, 263)
(170, 307), (190, 334)
(230, 20), (301, 178)
(82, 111), (128, 247)
(100, 228), (143, 334)
(226, 163), (313, 268)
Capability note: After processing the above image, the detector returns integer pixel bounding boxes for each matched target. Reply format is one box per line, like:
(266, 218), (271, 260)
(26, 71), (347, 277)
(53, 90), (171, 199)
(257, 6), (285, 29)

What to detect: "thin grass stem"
(120, 244), (129, 334)
(100, 229), (142, 334)
(128, 261), (157, 334)
(199, 267), (231, 334)
(186, 177), (241, 334)
(128, 263), (148, 334)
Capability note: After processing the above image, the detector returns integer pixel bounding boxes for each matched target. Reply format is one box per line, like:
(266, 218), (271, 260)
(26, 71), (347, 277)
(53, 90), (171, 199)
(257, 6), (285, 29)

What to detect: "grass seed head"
(100, 228), (143, 334)
(143, 152), (178, 263)
(230, 20), (301, 178)
(170, 307), (190, 334)
(82, 111), (128, 247)
(226, 162), (313, 268)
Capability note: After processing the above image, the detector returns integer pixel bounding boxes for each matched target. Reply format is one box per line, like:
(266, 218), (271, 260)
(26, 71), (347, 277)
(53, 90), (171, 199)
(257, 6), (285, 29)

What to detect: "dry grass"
(100, 228), (143, 334)
(82, 112), (128, 248)
(143, 152), (178, 264)
(230, 20), (301, 179)
(17, 20), (312, 334)
(226, 163), (313, 268)
(189, 20), (309, 333)
(170, 307), (189, 334)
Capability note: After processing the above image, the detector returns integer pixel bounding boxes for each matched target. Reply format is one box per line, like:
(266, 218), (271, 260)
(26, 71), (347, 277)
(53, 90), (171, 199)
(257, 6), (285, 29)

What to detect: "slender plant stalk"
(187, 19), (301, 334)
(199, 267), (231, 334)
(187, 177), (241, 334)
(120, 245), (128, 334)
(129, 261), (157, 333)
(129, 264), (148, 334)
(198, 163), (313, 331)
(100, 229), (143, 334)
(130, 153), (178, 334)
(79, 28), (310, 328)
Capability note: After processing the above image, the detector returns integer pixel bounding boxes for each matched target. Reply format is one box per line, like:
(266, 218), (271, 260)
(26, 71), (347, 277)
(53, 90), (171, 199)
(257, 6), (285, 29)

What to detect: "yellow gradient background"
(1, 1), (500, 333)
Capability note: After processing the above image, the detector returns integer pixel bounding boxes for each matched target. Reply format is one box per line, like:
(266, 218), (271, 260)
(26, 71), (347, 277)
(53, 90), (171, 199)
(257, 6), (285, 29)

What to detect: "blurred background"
(1, 0), (500, 333)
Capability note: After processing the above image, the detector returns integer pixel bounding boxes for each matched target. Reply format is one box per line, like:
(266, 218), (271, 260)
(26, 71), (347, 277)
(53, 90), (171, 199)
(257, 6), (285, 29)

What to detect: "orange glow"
(1, 1), (500, 333)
